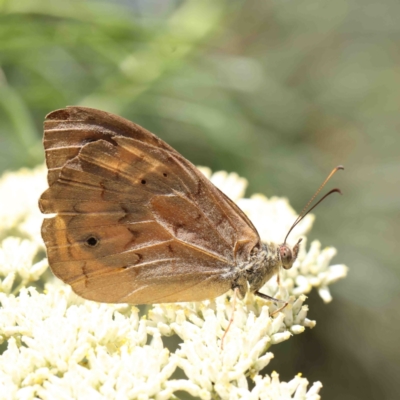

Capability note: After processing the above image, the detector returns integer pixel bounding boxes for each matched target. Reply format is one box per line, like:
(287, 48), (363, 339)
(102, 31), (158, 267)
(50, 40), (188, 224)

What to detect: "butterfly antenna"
(284, 166), (344, 244)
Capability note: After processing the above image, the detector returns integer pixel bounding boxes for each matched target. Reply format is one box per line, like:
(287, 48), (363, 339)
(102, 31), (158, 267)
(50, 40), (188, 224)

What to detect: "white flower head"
(0, 166), (347, 399)
(0, 165), (47, 246)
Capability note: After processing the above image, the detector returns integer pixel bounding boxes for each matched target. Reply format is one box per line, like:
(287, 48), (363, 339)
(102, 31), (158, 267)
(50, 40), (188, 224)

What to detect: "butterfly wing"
(40, 107), (261, 303)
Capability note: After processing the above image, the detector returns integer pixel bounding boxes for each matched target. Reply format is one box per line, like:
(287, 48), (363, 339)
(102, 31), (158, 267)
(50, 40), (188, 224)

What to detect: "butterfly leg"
(220, 288), (238, 350)
(254, 291), (288, 316)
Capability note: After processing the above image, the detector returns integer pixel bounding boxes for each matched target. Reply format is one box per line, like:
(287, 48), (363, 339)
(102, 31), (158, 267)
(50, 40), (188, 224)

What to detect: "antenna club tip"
(332, 188), (343, 195)
(336, 165), (345, 170)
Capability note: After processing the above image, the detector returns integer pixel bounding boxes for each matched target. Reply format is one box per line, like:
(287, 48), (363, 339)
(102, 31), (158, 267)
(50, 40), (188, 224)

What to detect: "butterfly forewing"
(40, 107), (261, 303)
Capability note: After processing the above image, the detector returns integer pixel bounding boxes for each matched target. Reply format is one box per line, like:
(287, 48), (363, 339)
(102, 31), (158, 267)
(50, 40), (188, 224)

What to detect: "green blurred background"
(0, 0), (399, 398)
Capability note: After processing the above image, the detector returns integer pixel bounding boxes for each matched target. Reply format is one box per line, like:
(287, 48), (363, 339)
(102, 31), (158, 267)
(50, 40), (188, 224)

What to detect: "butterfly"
(39, 107), (342, 308)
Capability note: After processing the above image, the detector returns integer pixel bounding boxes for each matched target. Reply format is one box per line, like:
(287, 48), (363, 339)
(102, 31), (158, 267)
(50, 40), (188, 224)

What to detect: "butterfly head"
(278, 238), (302, 270)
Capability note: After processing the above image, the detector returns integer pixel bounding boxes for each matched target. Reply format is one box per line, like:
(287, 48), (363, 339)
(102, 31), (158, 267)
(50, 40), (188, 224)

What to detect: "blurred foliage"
(0, 0), (399, 399)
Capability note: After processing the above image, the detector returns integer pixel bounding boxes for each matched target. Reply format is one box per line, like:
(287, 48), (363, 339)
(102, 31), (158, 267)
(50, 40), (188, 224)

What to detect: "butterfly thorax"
(233, 242), (281, 298)
(247, 242), (282, 292)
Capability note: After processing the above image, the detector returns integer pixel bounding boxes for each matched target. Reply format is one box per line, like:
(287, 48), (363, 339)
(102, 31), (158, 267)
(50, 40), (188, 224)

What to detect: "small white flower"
(237, 194), (314, 244)
(198, 167), (248, 202)
(0, 164), (47, 246)
(0, 237), (48, 295)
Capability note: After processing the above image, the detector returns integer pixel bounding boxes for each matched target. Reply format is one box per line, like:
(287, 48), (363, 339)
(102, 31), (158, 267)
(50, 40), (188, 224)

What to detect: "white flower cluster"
(0, 166), (348, 399)
(0, 165), (47, 246)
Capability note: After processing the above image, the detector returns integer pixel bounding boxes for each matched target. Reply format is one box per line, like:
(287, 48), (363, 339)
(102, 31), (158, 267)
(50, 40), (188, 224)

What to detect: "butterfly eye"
(141, 179), (146, 184)
(85, 236), (99, 247)
(279, 245), (293, 269)
(280, 247), (289, 259)
(163, 173), (168, 177)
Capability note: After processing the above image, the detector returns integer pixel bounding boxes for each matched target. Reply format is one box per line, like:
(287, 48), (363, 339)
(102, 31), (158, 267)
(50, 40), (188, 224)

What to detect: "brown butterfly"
(39, 107), (342, 308)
